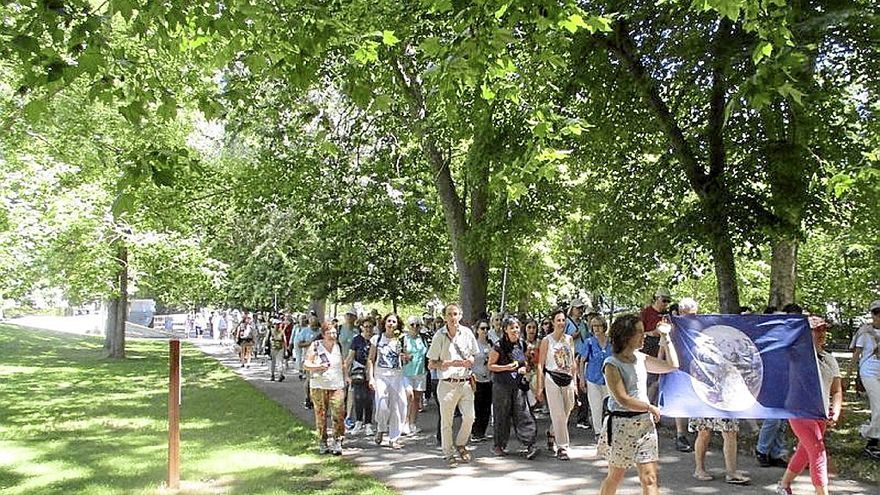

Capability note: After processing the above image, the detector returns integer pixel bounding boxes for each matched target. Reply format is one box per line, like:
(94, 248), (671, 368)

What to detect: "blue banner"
(659, 314), (825, 419)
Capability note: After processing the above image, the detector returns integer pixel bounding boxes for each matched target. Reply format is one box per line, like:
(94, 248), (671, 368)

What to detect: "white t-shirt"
(851, 324), (880, 377)
(816, 350), (841, 415)
(371, 333), (403, 376)
(543, 333), (575, 374)
(308, 340), (345, 390)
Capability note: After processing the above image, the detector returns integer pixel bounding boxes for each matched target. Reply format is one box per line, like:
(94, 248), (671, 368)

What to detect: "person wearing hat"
(566, 298), (592, 430)
(776, 316), (843, 494)
(847, 300), (880, 460)
(339, 309), (359, 430)
(639, 288), (693, 453)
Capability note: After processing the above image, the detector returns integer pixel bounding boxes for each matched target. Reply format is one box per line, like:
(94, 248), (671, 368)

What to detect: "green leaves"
(381, 31), (400, 46)
(559, 14), (589, 34)
(752, 41), (773, 64)
(353, 40), (380, 64)
(23, 99), (49, 123)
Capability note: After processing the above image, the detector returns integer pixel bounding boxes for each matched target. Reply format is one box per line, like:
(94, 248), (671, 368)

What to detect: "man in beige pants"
(427, 303), (478, 467)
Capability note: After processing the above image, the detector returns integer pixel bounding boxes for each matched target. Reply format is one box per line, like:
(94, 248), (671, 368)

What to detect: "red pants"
(787, 418), (828, 487)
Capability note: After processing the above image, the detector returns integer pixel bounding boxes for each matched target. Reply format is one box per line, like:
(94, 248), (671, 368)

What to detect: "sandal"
(692, 472), (713, 481)
(390, 440), (404, 450)
(374, 431), (384, 446)
(456, 445), (472, 463)
(556, 448), (570, 461)
(725, 472), (751, 485)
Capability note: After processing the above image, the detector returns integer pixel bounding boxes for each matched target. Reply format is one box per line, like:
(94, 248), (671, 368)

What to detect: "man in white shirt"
(427, 303), (478, 467)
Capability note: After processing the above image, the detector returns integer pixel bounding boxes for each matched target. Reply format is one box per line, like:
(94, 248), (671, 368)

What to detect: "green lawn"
(0, 324), (395, 495)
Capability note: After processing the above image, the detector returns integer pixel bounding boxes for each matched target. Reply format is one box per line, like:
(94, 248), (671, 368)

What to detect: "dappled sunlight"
(0, 440), (93, 495)
(0, 325), (395, 494)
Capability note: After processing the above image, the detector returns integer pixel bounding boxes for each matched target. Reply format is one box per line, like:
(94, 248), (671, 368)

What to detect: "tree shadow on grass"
(0, 325), (391, 495)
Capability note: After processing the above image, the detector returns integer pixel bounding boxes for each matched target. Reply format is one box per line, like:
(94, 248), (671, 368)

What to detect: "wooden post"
(168, 339), (181, 489)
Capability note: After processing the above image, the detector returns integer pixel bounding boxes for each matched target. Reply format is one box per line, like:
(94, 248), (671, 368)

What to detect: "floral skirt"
(598, 413), (658, 468)
(688, 417), (739, 433)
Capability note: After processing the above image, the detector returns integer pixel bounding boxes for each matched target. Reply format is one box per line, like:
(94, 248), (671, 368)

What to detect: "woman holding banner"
(776, 316), (843, 495)
(598, 313), (679, 495)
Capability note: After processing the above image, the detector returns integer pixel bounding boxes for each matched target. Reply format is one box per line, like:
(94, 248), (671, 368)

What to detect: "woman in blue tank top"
(598, 314), (679, 495)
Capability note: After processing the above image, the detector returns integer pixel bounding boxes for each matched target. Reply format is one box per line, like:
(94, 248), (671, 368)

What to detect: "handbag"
(544, 368), (573, 387)
(517, 373), (530, 392)
(350, 365), (367, 384)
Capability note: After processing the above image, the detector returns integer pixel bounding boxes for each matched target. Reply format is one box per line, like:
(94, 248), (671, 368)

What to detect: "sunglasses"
(872, 309), (880, 315)
(661, 298), (671, 303)
(479, 326), (489, 330)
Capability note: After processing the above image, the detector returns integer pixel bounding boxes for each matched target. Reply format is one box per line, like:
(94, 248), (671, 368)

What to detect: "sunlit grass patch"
(0, 324), (395, 495)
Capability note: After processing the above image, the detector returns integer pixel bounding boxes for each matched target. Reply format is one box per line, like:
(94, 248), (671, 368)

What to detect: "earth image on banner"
(688, 325), (763, 411)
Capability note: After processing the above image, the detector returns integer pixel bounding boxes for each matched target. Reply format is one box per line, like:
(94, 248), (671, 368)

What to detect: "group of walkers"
(215, 294), (880, 495)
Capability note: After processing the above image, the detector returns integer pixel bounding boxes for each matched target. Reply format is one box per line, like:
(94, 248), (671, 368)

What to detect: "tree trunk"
(604, 19), (741, 315)
(769, 238), (798, 308)
(309, 298), (325, 321)
(391, 55), (491, 323)
(105, 241), (127, 359)
(710, 225), (741, 314)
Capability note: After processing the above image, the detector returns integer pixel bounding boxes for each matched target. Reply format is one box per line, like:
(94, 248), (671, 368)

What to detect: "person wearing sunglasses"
(848, 300), (880, 460)
(639, 288), (691, 453)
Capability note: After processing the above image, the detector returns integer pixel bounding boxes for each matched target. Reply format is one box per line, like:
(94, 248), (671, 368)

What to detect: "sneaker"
(470, 435), (486, 443)
(331, 439), (343, 456)
(364, 424), (375, 437)
(350, 421), (364, 436)
(675, 435), (693, 453)
(303, 401), (313, 410)
(318, 442), (329, 455)
(756, 450), (771, 467)
(344, 417), (356, 430)
(769, 456), (789, 468)
(270, 375), (276, 381)
(864, 446), (880, 459)
(525, 444), (539, 460)
(575, 422), (591, 430)
(776, 483), (793, 495)
(556, 448), (570, 461)
(278, 374), (285, 382)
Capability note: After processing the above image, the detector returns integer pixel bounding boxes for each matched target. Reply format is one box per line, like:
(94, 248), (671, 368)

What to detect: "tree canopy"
(1, 0), (878, 345)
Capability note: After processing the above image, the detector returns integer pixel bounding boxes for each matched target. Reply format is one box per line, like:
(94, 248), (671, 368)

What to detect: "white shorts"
(404, 374), (427, 392)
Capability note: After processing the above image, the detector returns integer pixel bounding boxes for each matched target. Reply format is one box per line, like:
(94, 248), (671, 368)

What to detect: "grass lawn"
(0, 324), (396, 495)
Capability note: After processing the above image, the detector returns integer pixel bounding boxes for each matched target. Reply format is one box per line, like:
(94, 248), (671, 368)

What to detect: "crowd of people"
(190, 294), (880, 494)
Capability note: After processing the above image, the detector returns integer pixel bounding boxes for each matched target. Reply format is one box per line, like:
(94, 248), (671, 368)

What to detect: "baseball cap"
(870, 300), (880, 312)
(345, 308), (358, 317)
(654, 288), (671, 299)
(808, 315), (828, 331)
(407, 315), (423, 326)
(570, 298), (585, 308)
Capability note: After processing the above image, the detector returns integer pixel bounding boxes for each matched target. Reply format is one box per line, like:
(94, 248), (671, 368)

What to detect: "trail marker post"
(168, 339), (181, 489)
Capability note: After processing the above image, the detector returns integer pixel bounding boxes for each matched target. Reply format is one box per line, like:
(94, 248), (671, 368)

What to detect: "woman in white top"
(303, 320), (348, 455)
(536, 308), (577, 460)
(848, 300), (880, 459)
(368, 313), (407, 449)
(776, 316), (843, 495)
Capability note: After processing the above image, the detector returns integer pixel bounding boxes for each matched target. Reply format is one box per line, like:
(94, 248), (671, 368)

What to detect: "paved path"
(193, 340), (875, 495)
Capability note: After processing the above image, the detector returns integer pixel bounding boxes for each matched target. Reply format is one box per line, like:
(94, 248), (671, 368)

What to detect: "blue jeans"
(757, 418), (787, 457)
